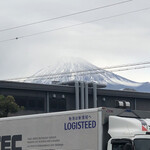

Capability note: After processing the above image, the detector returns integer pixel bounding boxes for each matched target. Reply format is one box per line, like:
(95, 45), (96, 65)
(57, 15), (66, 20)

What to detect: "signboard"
(0, 111), (98, 150)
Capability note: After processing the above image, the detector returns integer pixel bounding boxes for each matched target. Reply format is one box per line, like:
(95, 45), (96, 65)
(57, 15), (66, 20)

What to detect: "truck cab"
(107, 116), (150, 150)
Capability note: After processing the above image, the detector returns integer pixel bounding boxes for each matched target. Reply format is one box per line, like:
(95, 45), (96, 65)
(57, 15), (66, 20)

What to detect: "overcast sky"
(0, 0), (150, 82)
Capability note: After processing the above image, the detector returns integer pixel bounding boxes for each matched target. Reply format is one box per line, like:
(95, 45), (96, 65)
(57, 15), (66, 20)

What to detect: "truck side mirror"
(123, 143), (132, 150)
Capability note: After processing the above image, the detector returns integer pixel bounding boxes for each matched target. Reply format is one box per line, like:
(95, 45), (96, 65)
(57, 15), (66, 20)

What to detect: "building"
(0, 80), (150, 116)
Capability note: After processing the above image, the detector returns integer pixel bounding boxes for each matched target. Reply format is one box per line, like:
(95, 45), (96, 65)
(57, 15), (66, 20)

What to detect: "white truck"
(0, 107), (150, 150)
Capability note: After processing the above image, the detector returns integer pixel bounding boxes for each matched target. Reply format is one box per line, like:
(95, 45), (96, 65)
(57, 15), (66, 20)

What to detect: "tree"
(0, 95), (23, 117)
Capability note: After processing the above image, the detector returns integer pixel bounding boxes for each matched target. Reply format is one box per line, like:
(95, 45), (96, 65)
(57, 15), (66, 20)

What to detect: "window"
(49, 98), (66, 112)
(112, 143), (125, 150)
(112, 139), (132, 150)
(134, 139), (150, 150)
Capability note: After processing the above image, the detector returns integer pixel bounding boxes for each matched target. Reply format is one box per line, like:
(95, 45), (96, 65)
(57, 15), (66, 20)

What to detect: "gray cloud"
(0, 0), (150, 82)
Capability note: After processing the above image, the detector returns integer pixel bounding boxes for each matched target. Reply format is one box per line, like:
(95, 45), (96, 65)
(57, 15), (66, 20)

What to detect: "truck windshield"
(134, 139), (150, 150)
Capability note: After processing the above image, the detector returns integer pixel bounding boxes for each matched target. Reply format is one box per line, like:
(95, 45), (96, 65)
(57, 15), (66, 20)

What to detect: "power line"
(111, 65), (150, 72)
(6, 61), (150, 81)
(27, 65), (150, 81)
(1, 6), (150, 43)
(25, 61), (150, 79)
(0, 0), (132, 32)
(103, 61), (150, 70)
(30, 65), (150, 80)
(11, 65), (150, 82)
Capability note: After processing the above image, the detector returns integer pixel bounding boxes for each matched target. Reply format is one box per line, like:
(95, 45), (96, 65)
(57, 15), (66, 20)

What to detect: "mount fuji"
(24, 57), (150, 93)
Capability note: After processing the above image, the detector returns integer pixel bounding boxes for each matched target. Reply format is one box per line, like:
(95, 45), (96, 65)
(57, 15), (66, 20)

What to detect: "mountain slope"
(24, 57), (150, 92)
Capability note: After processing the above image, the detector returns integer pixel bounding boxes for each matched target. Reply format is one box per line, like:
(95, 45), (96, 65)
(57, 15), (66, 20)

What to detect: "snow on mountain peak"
(24, 57), (143, 90)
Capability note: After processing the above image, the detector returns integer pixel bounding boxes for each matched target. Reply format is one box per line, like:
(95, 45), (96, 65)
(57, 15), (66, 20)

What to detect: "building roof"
(0, 80), (150, 99)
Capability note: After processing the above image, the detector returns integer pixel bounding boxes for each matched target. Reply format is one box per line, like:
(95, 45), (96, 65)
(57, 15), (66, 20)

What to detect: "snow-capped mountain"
(24, 57), (150, 93)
